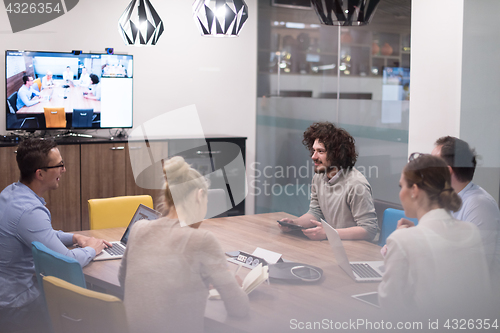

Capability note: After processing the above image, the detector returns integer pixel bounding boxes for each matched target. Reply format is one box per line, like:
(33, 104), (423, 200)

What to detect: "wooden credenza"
(0, 136), (246, 231)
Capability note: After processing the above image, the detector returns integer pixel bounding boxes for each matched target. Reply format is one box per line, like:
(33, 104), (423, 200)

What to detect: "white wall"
(0, 0), (258, 213)
(409, 0), (499, 203)
(459, 0), (500, 202)
(408, 0), (464, 154)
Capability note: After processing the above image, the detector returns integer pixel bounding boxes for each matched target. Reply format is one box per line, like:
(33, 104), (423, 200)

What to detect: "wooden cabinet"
(80, 143), (127, 230)
(0, 145), (19, 191)
(45, 144), (81, 231)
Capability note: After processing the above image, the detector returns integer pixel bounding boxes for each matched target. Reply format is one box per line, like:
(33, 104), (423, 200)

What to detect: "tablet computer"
(277, 220), (312, 230)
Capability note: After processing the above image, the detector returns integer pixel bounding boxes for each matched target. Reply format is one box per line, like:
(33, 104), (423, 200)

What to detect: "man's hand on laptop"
(73, 234), (112, 255)
(85, 237), (113, 255)
(301, 220), (327, 240)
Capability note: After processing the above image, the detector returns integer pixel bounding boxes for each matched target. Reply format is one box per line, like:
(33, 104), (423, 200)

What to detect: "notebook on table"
(93, 204), (161, 261)
(321, 219), (384, 282)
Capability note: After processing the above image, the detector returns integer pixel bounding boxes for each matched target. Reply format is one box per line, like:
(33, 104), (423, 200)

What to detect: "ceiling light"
(311, 0), (380, 26)
(193, 0), (249, 37)
(118, 0), (164, 46)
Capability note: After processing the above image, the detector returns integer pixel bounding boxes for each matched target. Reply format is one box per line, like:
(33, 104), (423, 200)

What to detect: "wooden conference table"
(17, 83), (101, 115)
(76, 213), (384, 332)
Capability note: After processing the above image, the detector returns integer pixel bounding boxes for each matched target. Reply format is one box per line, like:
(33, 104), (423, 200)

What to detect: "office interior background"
(0, 0), (498, 216)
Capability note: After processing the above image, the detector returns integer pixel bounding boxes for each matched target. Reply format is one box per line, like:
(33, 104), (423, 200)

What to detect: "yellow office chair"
(44, 107), (67, 128)
(88, 195), (154, 229)
(33, 77), (42, 91)
(43, 276), (129, 333)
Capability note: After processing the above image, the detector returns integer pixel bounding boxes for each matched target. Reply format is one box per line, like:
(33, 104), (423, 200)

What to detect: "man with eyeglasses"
(16, 75), (42, 110)
(0, 138), (111, 332)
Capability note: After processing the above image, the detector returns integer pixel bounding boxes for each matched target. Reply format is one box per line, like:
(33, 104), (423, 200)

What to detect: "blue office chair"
(378, 208), (418, 246)
(72, 108), (94, 128)
(31, 241), (87, 300)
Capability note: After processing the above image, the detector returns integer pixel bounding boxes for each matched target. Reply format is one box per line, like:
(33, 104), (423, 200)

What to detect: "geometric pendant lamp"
(193, 0), (249, 37)
(118, 0), (164, 45)
(311, 0), (380, 26)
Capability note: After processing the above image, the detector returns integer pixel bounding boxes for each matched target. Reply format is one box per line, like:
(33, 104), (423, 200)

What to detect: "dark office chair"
(7, 92), (39, 129)
(72, 109), (94, 128)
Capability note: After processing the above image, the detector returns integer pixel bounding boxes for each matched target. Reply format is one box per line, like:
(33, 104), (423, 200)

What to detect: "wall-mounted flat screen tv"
(5, 50), (133, 131)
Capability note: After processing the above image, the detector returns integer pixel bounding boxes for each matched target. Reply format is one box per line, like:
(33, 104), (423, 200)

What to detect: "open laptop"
(93, 204), (161, 261)
(321, 219), (384, 282)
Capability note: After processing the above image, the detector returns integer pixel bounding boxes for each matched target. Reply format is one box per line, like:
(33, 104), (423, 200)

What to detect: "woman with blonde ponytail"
(119, 156), (249, 333)
(378, 154), (494, 319)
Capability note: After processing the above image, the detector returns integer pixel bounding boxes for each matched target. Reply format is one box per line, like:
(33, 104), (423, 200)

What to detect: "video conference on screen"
(5, 50), (133, 130)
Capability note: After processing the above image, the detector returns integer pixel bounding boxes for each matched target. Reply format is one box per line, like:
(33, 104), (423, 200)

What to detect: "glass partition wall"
(255, 1), (412, 215)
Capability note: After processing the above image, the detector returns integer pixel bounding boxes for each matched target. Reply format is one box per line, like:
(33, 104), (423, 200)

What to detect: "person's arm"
(278, 213), (318, 231)
(19, 88), (39, 107)
(345, 183), (379, 240)
(461, 199), (500, 267)
(397, 218), (415, 229)
(203, 232), (249, 318)
(30, 87), (40, 97)
(377, 234), (413, 312)
(302, 183), (376, 241)
(335, 226), (369, 239)
(84, 93), (98, 100)
(18, 206), (100, 266)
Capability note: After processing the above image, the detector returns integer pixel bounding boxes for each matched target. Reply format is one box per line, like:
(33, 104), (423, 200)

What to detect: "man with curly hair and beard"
(278, 122), (379, 241)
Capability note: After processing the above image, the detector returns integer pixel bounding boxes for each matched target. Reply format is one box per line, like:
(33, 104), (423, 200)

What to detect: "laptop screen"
(120, 204), (161, 244)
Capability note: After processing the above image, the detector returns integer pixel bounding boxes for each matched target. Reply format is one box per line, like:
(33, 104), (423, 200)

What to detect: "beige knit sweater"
(119, 217), (249, 333)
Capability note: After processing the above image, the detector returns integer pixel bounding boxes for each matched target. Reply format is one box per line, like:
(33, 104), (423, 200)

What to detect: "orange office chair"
(33, 78), (42, 91)
(44, 107), (67, 128)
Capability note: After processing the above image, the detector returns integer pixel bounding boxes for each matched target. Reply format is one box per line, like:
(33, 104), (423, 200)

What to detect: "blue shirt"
(453, 182), (500, 278)
(0, 182), (95, 308)
(16, 85), (40, 110)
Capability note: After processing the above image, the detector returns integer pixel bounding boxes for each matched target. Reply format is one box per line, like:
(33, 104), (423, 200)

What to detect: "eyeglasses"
(409, 152), (426, 162)
(408, 153), (425, 182)
(41, 162), (65, 170)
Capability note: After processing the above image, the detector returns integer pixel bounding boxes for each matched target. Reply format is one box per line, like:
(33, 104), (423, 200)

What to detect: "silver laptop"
(321, 219), (384, 282)
(94, 204), (161, 261)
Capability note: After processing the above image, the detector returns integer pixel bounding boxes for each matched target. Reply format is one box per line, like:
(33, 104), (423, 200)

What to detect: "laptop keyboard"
(351, 263), (382, 278)
(104, 243), (125, 256)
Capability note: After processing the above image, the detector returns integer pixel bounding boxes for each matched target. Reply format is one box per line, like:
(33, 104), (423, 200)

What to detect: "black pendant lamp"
(118, 0), (164, 45)
(311, 0), (380, 26)
(193, 0), (249, 37)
